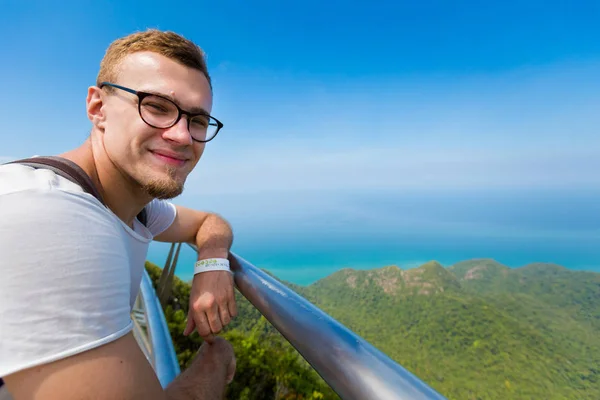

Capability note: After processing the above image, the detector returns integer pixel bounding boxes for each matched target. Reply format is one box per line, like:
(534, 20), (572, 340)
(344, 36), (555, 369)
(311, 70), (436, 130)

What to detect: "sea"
(146, 188), (600, 286)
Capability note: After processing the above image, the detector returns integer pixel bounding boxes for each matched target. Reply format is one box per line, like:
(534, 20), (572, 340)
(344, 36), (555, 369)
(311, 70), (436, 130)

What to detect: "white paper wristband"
(194, 258), (232, 275)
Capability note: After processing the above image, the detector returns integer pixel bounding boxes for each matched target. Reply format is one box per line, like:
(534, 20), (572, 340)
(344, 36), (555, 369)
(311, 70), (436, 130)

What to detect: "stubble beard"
(141, 165), (185, 200)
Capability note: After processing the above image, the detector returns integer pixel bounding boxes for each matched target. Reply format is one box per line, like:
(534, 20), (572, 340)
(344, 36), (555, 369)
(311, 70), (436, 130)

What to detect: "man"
(0, 29), (237, 399)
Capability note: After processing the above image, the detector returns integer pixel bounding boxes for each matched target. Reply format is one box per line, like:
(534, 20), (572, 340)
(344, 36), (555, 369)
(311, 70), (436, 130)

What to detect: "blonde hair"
(96, 29), (211, 89)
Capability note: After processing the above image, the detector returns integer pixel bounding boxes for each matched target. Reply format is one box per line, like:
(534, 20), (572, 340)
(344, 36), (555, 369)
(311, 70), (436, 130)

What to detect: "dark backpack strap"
(8, 156), (105, 205)
(137, 207), (148, 226)
(5, 156), (148, 226)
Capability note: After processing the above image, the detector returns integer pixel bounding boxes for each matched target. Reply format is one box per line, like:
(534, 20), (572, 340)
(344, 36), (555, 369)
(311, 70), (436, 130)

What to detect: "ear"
(86, 86), (106, 130)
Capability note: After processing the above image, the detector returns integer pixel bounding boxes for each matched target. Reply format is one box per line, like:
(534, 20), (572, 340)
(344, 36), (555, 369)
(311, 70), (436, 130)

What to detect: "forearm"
(194, 213), (233, 260)
(153, 207), (233, 258)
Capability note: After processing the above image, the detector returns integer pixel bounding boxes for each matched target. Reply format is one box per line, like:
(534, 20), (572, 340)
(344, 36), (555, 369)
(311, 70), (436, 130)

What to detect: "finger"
(194, 310), (213, 340)
(183, 311), (195, 336)
(228, 297), (238, 318)
(206, 305), (223, 334)
(219, 305), (231, 327)
(203, 332), (215, 344)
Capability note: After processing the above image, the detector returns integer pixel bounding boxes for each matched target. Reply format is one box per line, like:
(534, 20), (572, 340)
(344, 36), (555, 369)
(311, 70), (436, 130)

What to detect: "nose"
(162, 115), (193, 146)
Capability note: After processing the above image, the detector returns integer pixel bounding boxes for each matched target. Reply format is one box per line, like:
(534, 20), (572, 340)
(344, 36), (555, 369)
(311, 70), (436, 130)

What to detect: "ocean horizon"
(147, 188), (600, 286)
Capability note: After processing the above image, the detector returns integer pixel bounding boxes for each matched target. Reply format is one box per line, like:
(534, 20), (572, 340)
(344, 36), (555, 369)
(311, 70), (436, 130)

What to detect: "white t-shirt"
(0, 163), (177, 378)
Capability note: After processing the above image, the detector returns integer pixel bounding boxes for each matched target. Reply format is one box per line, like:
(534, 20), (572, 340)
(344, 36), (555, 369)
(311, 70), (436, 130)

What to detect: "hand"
(197, 337), (237, 384)
(184, 270), (237, 343)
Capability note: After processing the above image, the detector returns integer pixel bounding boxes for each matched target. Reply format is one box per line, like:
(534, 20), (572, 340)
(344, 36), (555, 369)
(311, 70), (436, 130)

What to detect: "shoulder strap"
(5, 156), (148, 226)
(137, 207), (148, 226)
(9, 156), (105, 204)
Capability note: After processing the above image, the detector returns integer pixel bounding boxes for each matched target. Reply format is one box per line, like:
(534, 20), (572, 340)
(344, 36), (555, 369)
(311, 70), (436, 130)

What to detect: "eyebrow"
(144, 89), (210, 115)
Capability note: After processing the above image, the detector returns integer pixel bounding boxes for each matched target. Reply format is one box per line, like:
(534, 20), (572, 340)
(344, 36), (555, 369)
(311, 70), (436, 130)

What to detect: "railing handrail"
(139, 269), (181, 387)
(188, 244), (447, 400)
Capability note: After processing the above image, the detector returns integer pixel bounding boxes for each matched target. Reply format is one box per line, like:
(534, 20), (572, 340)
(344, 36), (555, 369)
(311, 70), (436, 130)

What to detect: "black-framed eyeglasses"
(99, 82), (223, 143)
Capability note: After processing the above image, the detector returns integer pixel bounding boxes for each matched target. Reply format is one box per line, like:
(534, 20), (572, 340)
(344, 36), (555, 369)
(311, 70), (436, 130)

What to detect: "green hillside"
(451, 259), (600, 330)
(300, 260), (600, 399)
(146, 258), (600, 400)
(448, 258), (510, 291)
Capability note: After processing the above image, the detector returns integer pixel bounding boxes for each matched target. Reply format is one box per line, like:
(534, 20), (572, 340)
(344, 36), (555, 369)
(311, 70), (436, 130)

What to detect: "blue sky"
(1, 1), (599, 274)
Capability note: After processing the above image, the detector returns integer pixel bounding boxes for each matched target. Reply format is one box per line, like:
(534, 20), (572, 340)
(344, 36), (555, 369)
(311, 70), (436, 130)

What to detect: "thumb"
(183, 310), (195, 336)
(226, 356), (236, 384)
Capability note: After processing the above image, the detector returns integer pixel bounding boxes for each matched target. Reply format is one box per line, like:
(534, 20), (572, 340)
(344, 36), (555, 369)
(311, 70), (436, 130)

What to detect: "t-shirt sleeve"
(0, 188), (133, 378)
(144, 199), (177, 238)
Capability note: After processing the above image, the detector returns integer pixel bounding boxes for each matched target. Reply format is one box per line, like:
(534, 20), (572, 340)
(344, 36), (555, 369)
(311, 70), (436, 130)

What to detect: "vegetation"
(145, 257), (600, 399)
(145, 262), (338, 399)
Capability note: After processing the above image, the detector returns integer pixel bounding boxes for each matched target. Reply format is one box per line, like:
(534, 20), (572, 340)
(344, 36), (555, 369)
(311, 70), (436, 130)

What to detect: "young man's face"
(98, 51), (213, 199)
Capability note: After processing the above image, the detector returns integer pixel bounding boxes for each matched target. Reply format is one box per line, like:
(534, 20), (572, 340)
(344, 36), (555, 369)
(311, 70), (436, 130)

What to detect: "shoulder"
(0, 167), (116, 237)
(143, 198), (177, 237)
(0, 163), (86, 196)
(0, 161), (117, 232)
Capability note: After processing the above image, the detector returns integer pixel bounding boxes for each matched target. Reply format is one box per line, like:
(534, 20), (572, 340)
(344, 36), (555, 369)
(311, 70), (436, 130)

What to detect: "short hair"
(96, 29), (211, 90)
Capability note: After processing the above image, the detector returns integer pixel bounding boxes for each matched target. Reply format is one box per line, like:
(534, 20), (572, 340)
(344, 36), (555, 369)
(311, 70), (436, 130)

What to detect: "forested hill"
(146, 258), (600, 400)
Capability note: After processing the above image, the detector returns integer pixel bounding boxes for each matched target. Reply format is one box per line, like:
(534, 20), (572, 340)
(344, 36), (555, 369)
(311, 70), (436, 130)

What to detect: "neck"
(59, 137), (150, 226)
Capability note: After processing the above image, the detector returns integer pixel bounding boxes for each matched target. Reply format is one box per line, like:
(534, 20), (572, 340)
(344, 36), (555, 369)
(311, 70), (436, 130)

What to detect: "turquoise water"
(147, 188), (600, 286)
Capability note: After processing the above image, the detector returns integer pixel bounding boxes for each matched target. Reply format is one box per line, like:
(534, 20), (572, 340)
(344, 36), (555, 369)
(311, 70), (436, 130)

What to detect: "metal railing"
(134, 269), (181, 387)
(136, 243), (447, 399)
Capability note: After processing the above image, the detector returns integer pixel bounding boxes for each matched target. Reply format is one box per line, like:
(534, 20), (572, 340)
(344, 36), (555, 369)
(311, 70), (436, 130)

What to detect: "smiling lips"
(151, 150), (188, 167)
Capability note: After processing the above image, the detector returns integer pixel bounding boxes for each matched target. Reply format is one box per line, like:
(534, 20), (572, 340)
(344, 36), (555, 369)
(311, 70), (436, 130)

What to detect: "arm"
(5, 333), (235, 400)
(0, 190), (234, 400)
(154, 205), (237, 342)
(154, 205), (233, 260)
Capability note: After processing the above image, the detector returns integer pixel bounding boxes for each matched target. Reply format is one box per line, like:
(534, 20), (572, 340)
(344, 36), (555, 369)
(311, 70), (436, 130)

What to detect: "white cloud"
(182, 143), (600, 197)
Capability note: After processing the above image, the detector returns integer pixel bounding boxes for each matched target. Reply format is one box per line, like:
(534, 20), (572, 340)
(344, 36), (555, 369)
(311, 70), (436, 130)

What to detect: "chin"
(144, 180), (185, 200)
(141, 169), (186, 200)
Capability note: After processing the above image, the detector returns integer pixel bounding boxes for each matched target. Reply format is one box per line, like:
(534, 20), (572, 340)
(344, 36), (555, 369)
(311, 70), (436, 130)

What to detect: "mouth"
(150, 150), (188, 167)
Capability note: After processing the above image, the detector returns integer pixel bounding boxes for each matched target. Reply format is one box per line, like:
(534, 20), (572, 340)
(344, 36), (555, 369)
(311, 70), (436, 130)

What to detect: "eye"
(145, 102), (170, 113)
(141, 95), (175, 115)
(191, 116), (209, 128)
